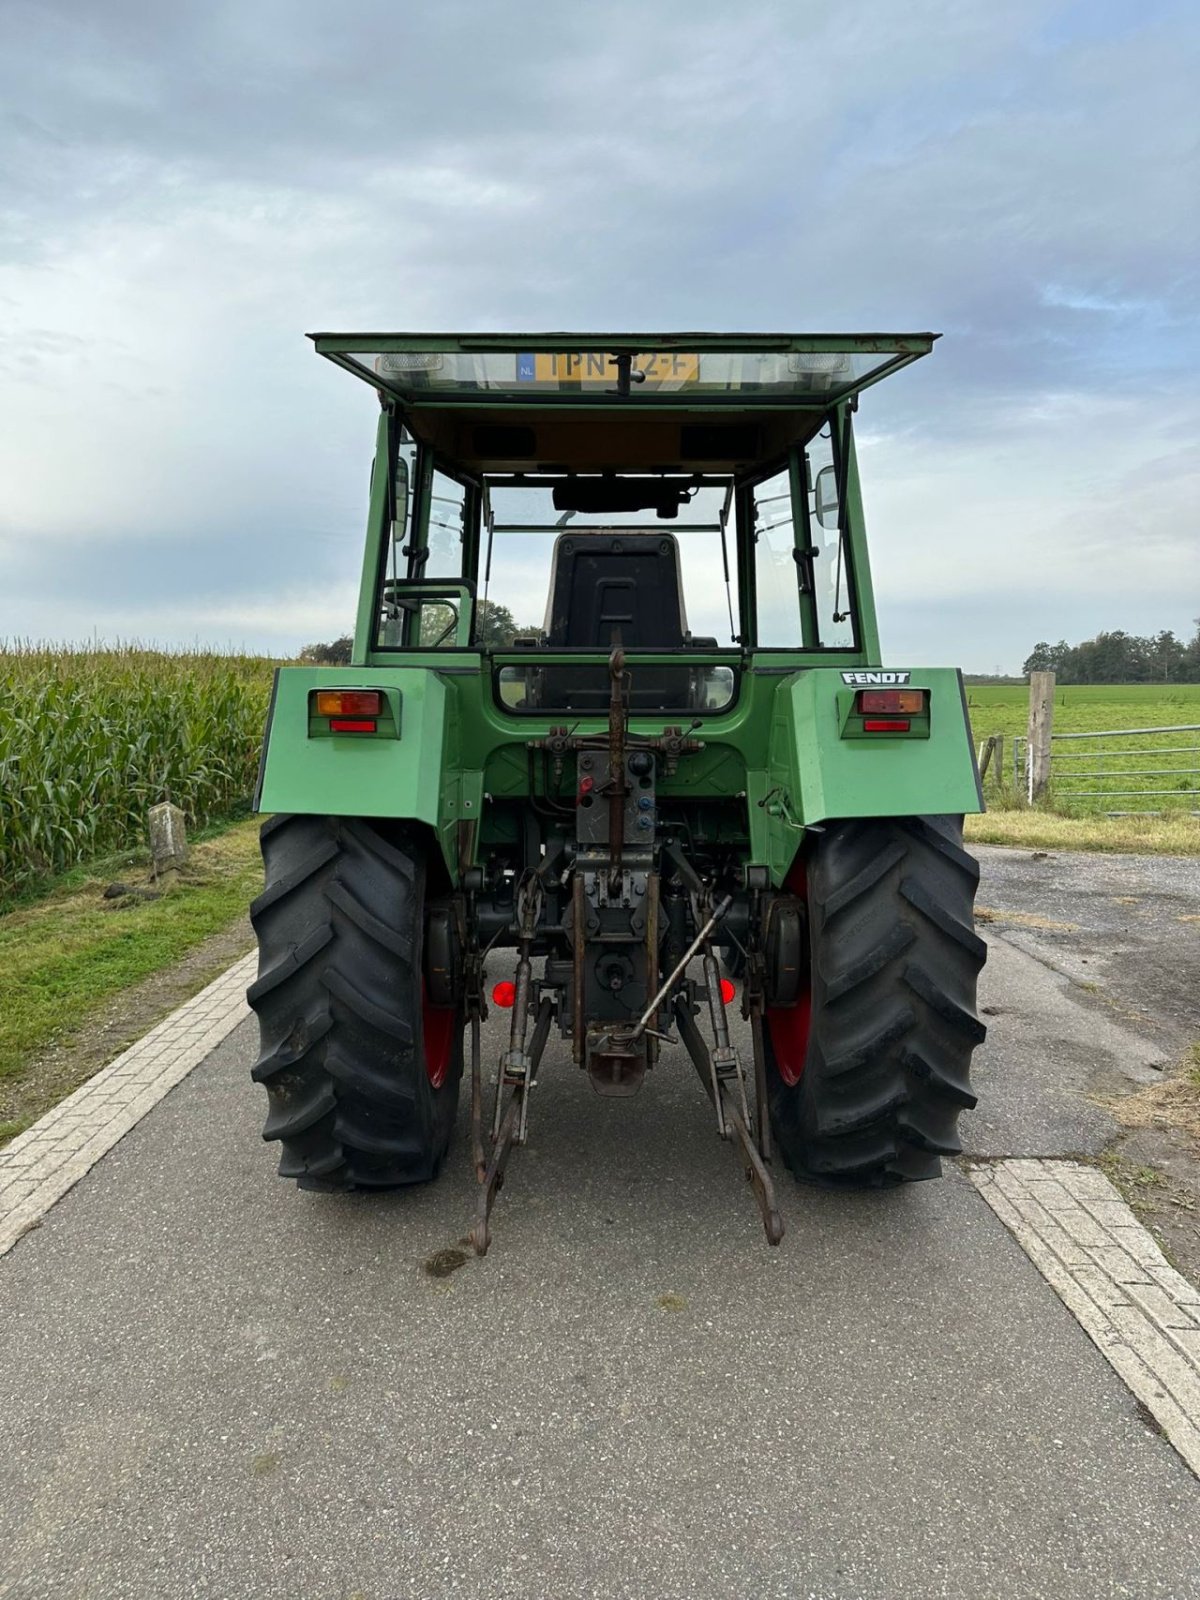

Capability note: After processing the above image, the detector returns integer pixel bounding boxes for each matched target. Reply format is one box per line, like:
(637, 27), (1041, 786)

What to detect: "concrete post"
(148, 802), (188, 878)
(1026, 672), (1056, 802)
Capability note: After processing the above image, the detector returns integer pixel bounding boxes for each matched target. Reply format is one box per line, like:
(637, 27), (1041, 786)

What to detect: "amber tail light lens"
(856, 689), (926, 714)
(315, 690), (382, 717)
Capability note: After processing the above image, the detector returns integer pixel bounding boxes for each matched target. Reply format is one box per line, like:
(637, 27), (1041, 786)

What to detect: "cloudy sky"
(1, 0), (1196, 671)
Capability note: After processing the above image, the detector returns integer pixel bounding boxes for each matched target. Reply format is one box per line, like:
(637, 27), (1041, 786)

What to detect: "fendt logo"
(840, 670), (912, 686)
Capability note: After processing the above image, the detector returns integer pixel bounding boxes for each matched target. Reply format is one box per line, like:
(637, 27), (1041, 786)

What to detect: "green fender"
(750, 667), (983, 885)
(254, 666), (480, 883)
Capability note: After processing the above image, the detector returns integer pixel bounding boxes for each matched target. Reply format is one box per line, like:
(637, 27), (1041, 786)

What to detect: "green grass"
(965, 682), (1200, 738)
(965, 808), (1200, 855)
(0, 644), (275, 901)
(965, 683), (1200, 817)
(0, 819), (263, 1122)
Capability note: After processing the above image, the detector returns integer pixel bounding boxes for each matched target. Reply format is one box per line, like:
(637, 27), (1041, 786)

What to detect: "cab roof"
(310, 331), (938, 474)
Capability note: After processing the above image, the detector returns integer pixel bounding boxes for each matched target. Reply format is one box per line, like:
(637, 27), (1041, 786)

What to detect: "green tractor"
(248, 333), (986, 1249)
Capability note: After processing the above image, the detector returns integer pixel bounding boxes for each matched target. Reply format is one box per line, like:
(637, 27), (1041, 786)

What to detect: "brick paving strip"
(0, 951), (257, 1258)
(970, 1158), (1200, 1476)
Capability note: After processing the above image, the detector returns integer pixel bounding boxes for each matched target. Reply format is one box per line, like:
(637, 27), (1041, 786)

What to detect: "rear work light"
(316, 690), (382, 717)
(856, 689), (926, 715)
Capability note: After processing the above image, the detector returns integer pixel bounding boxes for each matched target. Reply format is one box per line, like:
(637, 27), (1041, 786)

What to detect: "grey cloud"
(0, 0), (1197, 669)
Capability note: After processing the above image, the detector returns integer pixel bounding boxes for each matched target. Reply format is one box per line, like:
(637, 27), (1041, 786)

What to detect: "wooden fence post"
(1027, 672), (1056, 802)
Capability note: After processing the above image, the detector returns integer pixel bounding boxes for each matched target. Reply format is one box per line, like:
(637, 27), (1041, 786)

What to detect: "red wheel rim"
(421, 978), (455, 1089)
(765, 858), (811, 1087)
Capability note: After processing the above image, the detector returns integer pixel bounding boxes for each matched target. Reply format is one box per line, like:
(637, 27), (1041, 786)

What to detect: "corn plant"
(0, 644), (275, 899)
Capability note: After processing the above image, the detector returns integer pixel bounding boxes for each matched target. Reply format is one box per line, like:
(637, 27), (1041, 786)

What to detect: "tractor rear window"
(481, 479), (740, 650)
(496, 659), (736, 715)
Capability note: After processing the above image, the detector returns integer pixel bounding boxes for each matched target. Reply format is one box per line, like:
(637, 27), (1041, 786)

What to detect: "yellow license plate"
(530, 351), (699, 387)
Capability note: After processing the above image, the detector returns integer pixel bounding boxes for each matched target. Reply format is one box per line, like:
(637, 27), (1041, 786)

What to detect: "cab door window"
(805, 426), (856, 648)
(413, 466), (467, 579)
(751, 467), (803, 647)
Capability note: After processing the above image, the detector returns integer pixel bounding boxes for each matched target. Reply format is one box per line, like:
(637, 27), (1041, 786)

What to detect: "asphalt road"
(3, 851), (1200, 1600)
(973, 845), (1200, 1052)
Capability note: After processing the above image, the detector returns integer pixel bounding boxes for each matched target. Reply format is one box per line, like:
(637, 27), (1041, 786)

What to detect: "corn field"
(0, 646), (275, 899)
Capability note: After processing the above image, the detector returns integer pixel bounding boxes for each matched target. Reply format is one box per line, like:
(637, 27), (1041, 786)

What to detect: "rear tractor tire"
(247, 815), (463, 1190)
(765, 815), (985, 1187)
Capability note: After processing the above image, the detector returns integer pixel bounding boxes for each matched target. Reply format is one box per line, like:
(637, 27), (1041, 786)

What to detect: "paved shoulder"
(973, 845), (1200, 1050)
(3, 1006), (1199, 1599)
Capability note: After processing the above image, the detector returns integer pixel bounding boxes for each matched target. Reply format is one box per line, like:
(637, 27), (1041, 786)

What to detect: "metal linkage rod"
(631, 895), (732, 1040)
(674, 997), (783, 1247)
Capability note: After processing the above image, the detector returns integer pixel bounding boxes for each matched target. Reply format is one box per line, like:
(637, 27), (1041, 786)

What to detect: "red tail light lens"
(315, 690), (382, 717)
(857, 689), (925, 715)
(491, 981), (516, 1008)
(719, 977), (735, 1005)
(329, 718), (377, 733)
(863, 718), (911, 733)
(857, 689), (926, 714)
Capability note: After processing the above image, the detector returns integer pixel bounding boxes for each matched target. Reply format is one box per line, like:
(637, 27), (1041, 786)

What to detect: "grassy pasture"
(0, 645), (274, 902)
(964, 682), (1200, 814)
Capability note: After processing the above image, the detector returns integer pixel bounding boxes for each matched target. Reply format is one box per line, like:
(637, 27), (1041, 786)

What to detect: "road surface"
(2, 849), (1199, 1599)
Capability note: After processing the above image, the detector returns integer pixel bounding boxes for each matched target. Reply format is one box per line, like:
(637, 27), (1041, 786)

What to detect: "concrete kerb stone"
(970, 1157), (1200, 1479)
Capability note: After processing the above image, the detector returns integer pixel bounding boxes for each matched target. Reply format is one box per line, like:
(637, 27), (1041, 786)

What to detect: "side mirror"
(814, 465), (839, 531)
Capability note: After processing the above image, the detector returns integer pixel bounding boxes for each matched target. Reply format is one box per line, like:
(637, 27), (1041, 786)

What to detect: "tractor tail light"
(492, 981), (516, 1008)
(856, 689), (926, 715)
(863, 719), (910, 733)
(719, 978), (735, 1005)
(329, 718), (377, 733)
(315, 690), (382, 717)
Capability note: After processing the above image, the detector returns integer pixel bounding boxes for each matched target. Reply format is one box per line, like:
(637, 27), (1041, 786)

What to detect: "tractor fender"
(253, 665), (468, 884)
(752, 666), (984, 886)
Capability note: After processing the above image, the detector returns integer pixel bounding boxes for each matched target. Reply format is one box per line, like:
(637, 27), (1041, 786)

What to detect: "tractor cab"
(249, 332), (986, 1254)
(310, 331), (939, 696)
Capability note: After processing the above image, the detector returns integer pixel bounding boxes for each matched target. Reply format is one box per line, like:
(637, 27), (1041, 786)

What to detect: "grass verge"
(965, 807), (1200, 855)
(0, 817), (263, 1145)
(1094, 1045), (1200, 1286)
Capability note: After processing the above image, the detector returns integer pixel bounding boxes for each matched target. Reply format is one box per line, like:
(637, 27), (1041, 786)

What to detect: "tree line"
(299, 601), (537, 662)
(1023, 622), (1200, 684)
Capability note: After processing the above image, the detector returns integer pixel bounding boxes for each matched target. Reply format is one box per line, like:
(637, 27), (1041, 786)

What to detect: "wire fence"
(1010, 724), (1200, 815)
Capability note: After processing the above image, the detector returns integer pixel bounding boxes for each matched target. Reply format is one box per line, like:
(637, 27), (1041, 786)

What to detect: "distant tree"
(474, 600), (540, 648)
(1022, 639), (1075, 677)
(1149, 629), (1185, 682)
(299, 605), (540, 656)
(1023, 622), (1199, 684)
(1182, 618), (1200, 684)
(299, 634), (353, 665)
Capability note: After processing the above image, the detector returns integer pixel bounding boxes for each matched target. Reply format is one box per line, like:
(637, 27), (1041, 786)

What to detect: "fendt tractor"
(248, 332), (987, 1250)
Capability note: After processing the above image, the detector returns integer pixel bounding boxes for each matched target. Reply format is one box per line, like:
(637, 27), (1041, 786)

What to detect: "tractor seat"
(544, 532), (687, 649)
(539, 532), (697, 710)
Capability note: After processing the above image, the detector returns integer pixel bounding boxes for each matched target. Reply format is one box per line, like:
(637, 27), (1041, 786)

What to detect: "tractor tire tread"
(767, 814), (985, 1189)
(247, 814), (461, 1191)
